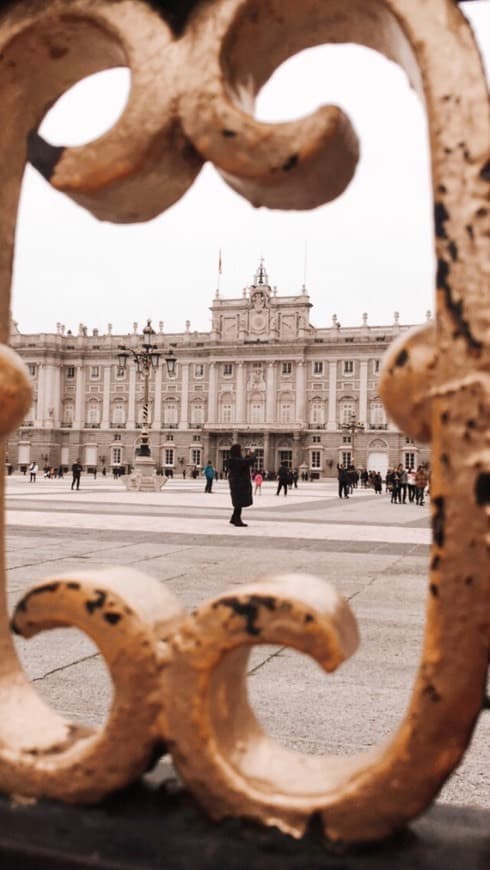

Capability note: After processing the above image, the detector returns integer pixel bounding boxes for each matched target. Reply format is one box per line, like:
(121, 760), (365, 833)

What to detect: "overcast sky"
(11, 1), (489, 336)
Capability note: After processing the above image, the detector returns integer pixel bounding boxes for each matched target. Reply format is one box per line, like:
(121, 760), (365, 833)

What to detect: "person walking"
(276, 463), (289, 496)
(415, 466), (428, 505)
(71, 459), (82, 491)
(407, 468), (416, 502)
(254, 471), (263, 495)
(203, 461), (215, 493)
(29, 461), (38, 483)
(225, 444), (255, 526)
(399, 466), (408, 503)
(337, 464), (349, 498)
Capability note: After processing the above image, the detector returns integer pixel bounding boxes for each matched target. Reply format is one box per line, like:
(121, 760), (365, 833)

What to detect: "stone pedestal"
(124, 455), (166, 492)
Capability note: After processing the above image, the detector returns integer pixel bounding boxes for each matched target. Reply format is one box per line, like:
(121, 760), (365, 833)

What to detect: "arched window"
(111, 402), (126, 426)
(86, 399), (100, 426)
(370, 399), (387, 428)
(220, 393), (234, 424)
(340, 399), (355, 425)
(249, 393), (264, 424)
(310, 398), (324, 425)
(62, 401), (74, 426)
(164, 400), (178, 426)
(191, 402), (203, 425)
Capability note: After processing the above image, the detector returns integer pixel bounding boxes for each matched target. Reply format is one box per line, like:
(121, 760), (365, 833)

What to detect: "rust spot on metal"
(395, 348), (409, 367)
(17, 582), (60, 612)
(423, 684), (441, 703)
(437, 258), (483, 352)
(448, 240), (458, 262)
(85, 589), (107, 615)
(474, 473), (490, 506)
(282, 154), (298, 171)
(479, 159), (490, 181)
(104, 612), (122, 625)
(432, 497), (445, 548)
(214, 595), (277, 635)
(434, 201), (449, 239)
(49, 43), (68, 59)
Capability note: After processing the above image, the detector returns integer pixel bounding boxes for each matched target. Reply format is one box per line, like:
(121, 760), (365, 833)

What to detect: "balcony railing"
(308, 423), (326, 429)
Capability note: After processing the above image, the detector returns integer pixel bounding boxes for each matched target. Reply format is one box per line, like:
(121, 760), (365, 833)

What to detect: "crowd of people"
(337, 463), (430, 503)
(23, 453), (430, 527)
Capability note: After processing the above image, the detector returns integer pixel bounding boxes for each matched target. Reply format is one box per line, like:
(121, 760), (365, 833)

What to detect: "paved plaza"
(4, 474), (489, 811)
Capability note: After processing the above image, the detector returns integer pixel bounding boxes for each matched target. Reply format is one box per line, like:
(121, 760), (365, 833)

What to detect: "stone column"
(236, 362), (245, 425)
(327, 361), (337, 431)
(44, 363), (60, 427)
(208, 363), (217, 424)
(265, 362), (276, 423)
(264, 431), (270, 472)
(34, 364), (45, 427)
(359, 360), (368, 425)
(295, 361), (306, 424)
(153, 364), (163, 429)
(52, 364), (61, 428)
(101, 365), (111, 429)
(293, 432), (301, 468)
(127, 363), (136, 428)
(180, 363), (189, 428)
(73, 364), (86, 430)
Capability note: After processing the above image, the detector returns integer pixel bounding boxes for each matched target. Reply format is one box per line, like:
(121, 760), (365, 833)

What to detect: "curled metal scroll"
(0, 0), (488, 844)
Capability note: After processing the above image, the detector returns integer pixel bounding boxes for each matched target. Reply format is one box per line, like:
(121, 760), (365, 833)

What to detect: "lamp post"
(117, 320), (176, 490)
(339, 412), (365, 467)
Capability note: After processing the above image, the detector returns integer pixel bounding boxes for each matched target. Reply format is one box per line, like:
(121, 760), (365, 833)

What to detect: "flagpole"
(216, 248), (222, 298)
(302, 241), (308, 292)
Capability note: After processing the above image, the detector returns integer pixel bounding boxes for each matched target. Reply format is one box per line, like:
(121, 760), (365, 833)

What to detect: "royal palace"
(7, 261), (430, 478)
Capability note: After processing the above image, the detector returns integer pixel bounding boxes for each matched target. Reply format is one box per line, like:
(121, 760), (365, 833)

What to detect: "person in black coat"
(225, 444), (256, 526)
(276, 463), (290, 496)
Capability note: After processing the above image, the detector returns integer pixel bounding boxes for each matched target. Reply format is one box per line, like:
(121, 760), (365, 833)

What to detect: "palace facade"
(7, 262), (430, 477)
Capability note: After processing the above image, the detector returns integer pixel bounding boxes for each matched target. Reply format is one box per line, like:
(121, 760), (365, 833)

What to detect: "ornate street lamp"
(117, 320), (176, 489)
(339, 412), (365, 467)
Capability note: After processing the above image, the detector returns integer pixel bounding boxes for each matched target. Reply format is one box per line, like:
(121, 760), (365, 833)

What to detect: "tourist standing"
(225, 444), (255, 526)
(276, 463), (289, 497)
(71, 459), (82, 491)
(29, 461), (38, 483)
(203, 461), (215, 493)
(415, 466), (427, 505)
(254, 471), (263, 495)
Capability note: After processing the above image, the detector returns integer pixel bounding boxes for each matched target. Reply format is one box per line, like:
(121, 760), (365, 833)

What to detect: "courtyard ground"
(4, 473), (489, 811)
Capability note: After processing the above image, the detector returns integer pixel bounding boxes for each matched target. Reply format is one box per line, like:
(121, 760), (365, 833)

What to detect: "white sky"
(11, 1), (489, 336)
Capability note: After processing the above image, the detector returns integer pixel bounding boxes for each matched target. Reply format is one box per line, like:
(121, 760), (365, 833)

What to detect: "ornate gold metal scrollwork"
(0, 0), (488, 844)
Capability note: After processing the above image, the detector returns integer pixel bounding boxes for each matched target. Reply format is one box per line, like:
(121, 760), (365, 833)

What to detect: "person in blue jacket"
(203, 461), (216, 493)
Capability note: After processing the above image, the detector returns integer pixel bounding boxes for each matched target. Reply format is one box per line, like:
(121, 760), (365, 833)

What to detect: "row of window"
(27, 360), (382, 380)
(57, 400), (387, 427)
(109, 448), (417, 472)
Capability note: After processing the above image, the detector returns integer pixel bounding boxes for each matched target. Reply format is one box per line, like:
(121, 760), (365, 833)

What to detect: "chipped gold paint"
(0, 0), (488, 845)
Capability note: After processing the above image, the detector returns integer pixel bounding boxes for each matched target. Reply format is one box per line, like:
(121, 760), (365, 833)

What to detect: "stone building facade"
(7, 261), (430, 477)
